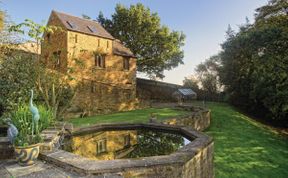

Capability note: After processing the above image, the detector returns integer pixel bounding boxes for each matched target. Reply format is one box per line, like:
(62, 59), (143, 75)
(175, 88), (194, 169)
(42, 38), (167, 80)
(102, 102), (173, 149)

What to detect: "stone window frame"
(94, 54), (106, 68)
(124, 134), (131, 147)
(96, 139), (107, 155)
(75, 34), (78, 43)
(123, 57), (130, 71)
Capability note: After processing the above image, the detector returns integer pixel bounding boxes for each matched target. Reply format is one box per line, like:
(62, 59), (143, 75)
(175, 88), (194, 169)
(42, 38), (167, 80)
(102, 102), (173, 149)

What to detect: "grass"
(68, 102), (288, 177)
(203, 102), (288, 178)
(68, 108), (189, 127)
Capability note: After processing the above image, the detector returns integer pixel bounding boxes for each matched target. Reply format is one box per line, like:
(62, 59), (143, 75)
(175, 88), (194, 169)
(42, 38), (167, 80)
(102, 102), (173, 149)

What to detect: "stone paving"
(0, 159), (123, 178)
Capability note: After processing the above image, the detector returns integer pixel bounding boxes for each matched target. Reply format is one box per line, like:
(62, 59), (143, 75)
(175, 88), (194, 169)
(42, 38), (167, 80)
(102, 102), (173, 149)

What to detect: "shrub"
(9, 104), (54, 146)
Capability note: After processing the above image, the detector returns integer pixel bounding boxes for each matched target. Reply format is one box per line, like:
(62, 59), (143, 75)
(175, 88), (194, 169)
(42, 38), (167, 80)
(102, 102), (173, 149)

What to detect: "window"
(75, 34), (78, 43)
(87, 25), (97, 33)
(91, 81), (96, 93)
(124, 134), (131, 147)
(47, 33), (51, 43)
(98, 39), (100, 47)
(53, 51), (61, 68)
(66, 21), (76, 29)
(123, 57), (130, 70)
(96, 139), (107, 154)
(94, 54), (105, 68)
(106, 41), (109, 48)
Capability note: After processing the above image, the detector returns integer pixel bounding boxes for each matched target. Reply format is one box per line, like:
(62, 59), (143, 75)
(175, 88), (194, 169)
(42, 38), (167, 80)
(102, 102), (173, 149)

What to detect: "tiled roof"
(113, 40), (135, 57)
(52, 10), (114, 40)
(51, 11), (136, 58)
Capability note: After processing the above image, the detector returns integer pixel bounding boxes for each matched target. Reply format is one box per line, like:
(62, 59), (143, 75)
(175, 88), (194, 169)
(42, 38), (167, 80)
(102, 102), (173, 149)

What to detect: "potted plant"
(5, 90), (54, 166)
(13, 130), (42, 166)
(5, 105), (43, 166)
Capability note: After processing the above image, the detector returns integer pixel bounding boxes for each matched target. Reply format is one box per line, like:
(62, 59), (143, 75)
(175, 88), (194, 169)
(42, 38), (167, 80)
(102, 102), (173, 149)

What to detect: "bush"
(0, 54), (37, 114)
(8, 104), (54, 146)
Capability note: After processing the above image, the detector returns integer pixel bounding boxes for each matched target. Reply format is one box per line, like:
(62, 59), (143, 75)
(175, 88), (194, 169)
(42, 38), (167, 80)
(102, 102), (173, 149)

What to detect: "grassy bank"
(204, 102), (288, 178)
(68, 102), (288, 177)
(68, 108), (188, 127)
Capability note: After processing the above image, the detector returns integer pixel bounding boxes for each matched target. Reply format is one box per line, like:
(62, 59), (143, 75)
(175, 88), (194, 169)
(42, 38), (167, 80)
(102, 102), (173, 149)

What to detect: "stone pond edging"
(40, 123), (214, 178)
(40, 122), (73, 152)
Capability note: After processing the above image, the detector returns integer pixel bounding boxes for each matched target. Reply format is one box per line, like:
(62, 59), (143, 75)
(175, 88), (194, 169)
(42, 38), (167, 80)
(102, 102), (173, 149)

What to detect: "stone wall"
(40, 123), (214, 178)
(137, 78), (182, 101)
(0, 137), (13, 160)
(163, 106), (211, 131)
(122, 142), (214, 178)
(65, 81), (139, 118)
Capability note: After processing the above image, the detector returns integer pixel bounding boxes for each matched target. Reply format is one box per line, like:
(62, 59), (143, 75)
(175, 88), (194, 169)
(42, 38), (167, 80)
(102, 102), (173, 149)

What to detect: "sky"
(1, 0), (268, 84)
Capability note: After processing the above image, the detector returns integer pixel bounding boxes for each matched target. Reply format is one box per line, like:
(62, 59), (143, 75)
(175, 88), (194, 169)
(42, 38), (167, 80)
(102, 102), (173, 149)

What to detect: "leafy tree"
(255, 0), (288, 22)
(194, 55), (222, 100)
(0, 54), (38, 113)
(183, 76), (200, 92)
(97, 3), (185, 78)
(8, 20), (77, 119)
(218, 1), (288, 122)
(0, 11), (25, 116)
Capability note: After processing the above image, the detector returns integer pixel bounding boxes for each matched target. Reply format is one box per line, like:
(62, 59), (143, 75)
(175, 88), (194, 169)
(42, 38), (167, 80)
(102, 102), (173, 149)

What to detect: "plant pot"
(14, 143), (41, 166)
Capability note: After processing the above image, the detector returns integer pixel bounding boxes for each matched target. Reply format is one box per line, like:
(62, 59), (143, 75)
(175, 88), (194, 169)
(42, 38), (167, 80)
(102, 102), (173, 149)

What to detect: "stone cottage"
(41, 11), (137, 117)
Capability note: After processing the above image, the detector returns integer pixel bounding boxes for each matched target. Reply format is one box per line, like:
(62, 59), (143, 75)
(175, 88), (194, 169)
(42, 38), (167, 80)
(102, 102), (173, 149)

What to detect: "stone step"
(41, 130), (60, 135)
(0, 137), (9, 143)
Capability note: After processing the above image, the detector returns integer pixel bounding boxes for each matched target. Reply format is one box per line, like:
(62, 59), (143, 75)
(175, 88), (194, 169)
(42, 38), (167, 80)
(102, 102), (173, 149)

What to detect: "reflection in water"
(63, 129), (192, 160)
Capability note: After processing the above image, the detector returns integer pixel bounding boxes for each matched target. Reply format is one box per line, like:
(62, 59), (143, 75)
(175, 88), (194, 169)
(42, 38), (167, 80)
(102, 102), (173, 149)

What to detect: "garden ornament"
(6, 118), (18, 144)
(29, 89), (40, 136)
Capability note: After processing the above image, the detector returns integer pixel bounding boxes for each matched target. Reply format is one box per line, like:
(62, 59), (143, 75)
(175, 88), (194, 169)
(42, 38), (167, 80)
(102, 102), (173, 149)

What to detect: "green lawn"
(68, 102), (288, 177)
(204, 102), (288, 178)
(68, 108), (189, 127)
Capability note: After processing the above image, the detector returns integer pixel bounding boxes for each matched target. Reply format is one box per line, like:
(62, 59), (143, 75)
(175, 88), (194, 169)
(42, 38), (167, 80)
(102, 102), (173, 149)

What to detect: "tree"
(0, 11), (25, 116)
(255, 0), (288, 22)
(183, 76), (200, 92)
(97, 3), (185, 78)
(194, 55), (222, 101)
(8, 20), (77, 119)
(0, 54), (38, 113)
(219, 4), (288, 122)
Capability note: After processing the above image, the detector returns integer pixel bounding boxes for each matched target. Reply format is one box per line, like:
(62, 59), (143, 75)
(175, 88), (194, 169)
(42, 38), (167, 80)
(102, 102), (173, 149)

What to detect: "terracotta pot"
(14, 143), (40, 166)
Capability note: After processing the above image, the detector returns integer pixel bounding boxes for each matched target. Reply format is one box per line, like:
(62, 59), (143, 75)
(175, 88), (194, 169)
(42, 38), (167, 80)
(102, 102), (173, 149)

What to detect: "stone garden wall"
(40, 123), (214, 178)
(163, 105), (211, 131)
(136, 78), (181, 101)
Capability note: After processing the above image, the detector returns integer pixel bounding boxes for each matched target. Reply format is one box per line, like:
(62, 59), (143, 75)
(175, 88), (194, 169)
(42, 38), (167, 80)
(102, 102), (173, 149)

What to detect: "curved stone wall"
(40, 123), (214, 178)
(162, 105), (211, 131)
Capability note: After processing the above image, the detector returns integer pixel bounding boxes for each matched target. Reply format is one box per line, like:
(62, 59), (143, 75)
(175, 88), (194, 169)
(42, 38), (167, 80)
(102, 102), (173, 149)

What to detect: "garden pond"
(62, 128), (192, 160)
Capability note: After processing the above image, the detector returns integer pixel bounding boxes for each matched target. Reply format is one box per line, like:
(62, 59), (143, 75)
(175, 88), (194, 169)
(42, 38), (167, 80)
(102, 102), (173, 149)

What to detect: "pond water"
(62, 129), (193, 160)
